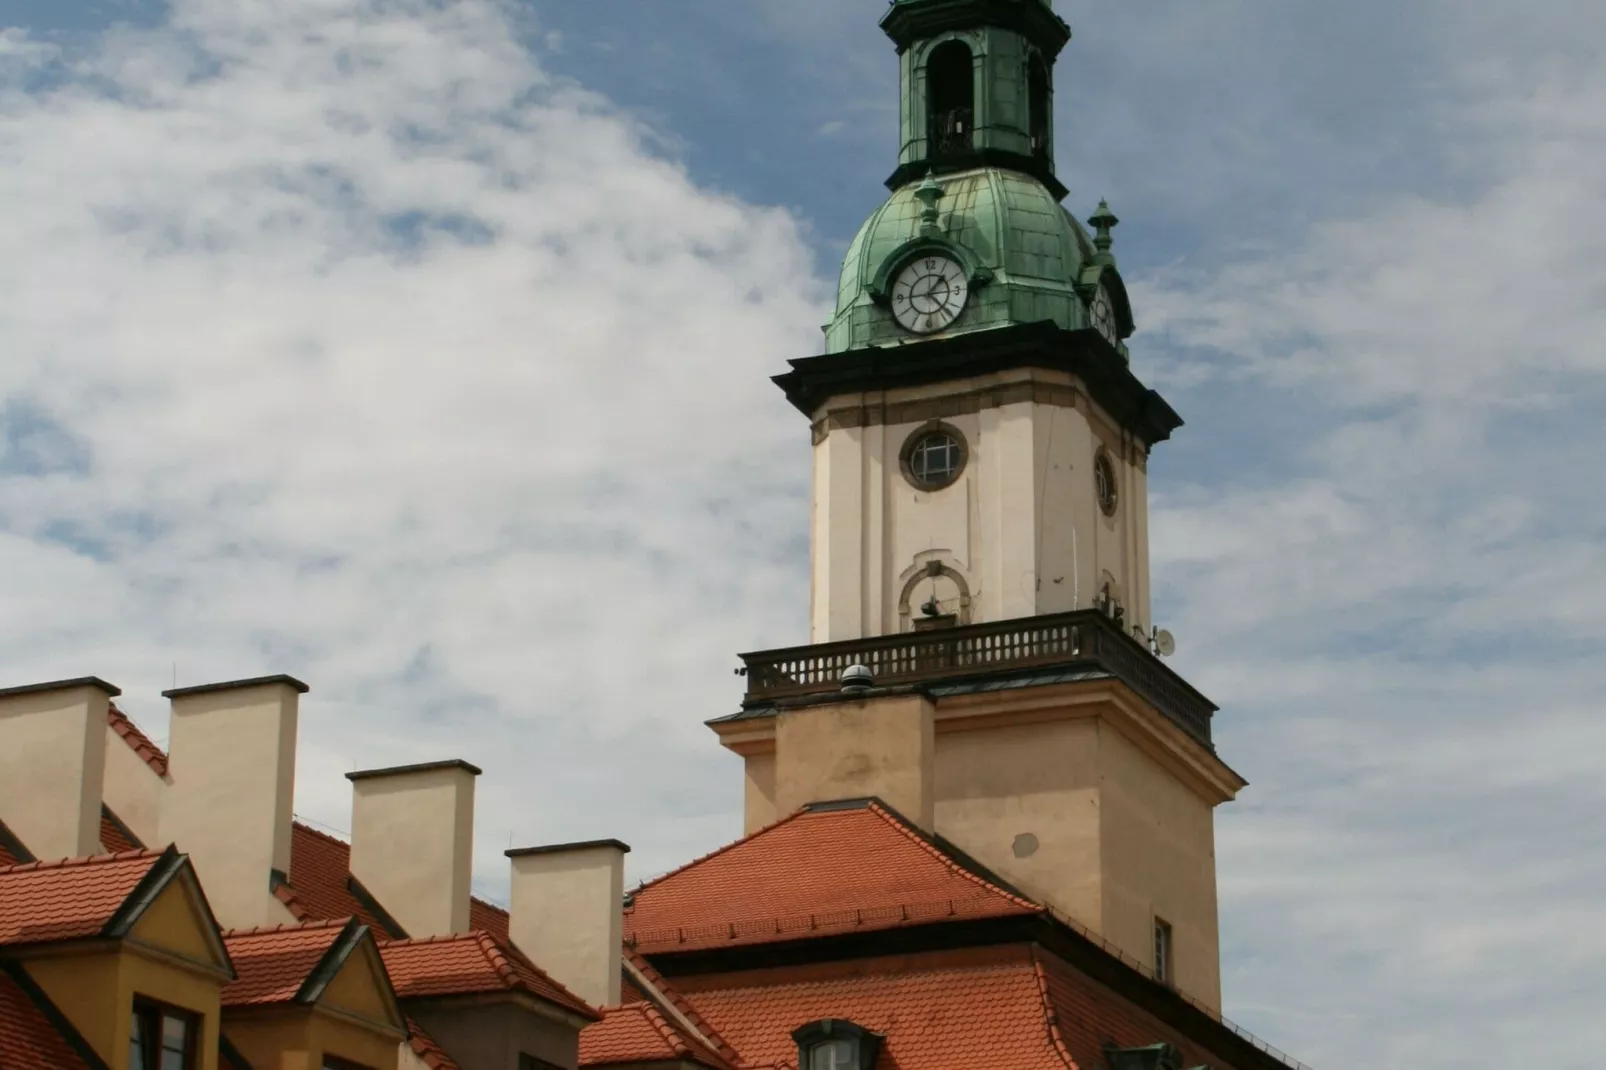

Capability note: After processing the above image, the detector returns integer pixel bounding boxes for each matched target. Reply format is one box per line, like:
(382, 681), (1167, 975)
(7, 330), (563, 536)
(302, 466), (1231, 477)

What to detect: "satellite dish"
(1153, 629), (1176, 658)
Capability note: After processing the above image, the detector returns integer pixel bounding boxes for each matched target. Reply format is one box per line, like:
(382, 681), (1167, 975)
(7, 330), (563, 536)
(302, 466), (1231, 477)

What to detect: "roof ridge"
(866, 800), (1041, 910)
(471, 894), (508, 917)
(623, 947), (740, 1063)
(639, 1000), (693, 1055)
(1030, 947), (1083, 1070)
(290, 820), (350, 847)
(379, 932), (479, 948)
(630, 808), (809, 898)
(485, 932), (599, 1017)
(0, 848), (161, 874)
(107, 704), (168, 776)
(222, 918), (351, 938)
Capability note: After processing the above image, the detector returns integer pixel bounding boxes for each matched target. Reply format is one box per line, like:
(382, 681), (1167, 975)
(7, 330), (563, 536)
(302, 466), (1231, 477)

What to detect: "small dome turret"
(827, 168), (1130, 355)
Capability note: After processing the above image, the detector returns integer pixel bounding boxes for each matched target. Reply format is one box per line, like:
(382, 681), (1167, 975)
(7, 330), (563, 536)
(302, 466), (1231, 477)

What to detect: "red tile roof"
(674, 945), (1077, 1070)
(276, 822), (396, 934)
(221, 919), (350, 1006)
(0, 851), (164, 947)
(620, 966), (648, 1005)
(622, 949), (740, 1065)
(624, 801), (1040, 954)
(1036, 951), (1230, 1070)
(100, 806), (142, 854)
(108, 704), (168, 776)
(0, 964), (101, 1070)
(379, 932), (600, 1021)
(470, 896), (511, 942)
(582, 1001), (731, 1069)
(407, 1018), (464, 1070)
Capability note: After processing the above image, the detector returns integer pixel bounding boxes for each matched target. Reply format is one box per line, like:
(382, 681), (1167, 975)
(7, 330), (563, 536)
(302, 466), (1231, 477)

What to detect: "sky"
(1, 0), (1603, 1066)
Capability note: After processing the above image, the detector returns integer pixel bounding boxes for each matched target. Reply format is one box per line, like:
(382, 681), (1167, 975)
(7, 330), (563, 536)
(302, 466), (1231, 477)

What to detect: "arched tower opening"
(926, 41), (974, 161)
(1028, 51), (1052, 159)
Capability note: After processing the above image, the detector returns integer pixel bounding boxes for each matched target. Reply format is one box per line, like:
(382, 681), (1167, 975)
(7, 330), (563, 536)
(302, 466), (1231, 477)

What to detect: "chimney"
(158, 675), (307, 929)
(774, 689), (936, 831)
(347, 759), (479, 938)
(0, 678), (117, 860)
(506, 839), (628, 1009)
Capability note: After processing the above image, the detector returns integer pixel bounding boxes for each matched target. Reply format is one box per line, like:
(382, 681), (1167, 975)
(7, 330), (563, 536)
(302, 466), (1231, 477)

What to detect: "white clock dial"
(891, 255), (969, 334)
(1089, 285), (1119, 346)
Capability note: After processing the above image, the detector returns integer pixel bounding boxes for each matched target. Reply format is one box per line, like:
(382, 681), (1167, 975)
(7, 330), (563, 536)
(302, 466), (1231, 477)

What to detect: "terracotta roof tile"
(0, 964), (101, 1069)
(278, 823), (396, 934)
(108, 703), (168, 777)
(407, 1018), (464, 1070)
(380, 932), (600, 1021)
(1036, 950), (1233, 1070)
(620, 966), (648, 1005)
(100, 805), (143, 854)
(0, 851), (163, 947)
(221, 920), (350, 1006)
(470, 896), (511, 942)
(622, 948), (740, 1064)
(674, 945), (1076, 1070)
(624, 801), (1039, 954)
(581, 1002), (730, 1069)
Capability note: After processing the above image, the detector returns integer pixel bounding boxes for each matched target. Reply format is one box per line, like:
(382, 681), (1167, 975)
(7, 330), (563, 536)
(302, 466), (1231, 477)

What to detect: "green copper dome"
(827, 167), (1122, 355)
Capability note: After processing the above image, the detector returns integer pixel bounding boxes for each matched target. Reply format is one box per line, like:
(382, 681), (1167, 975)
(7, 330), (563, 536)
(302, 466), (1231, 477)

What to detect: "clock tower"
(719, 0), (1245, 1014)
(789, 0), (1171, 645)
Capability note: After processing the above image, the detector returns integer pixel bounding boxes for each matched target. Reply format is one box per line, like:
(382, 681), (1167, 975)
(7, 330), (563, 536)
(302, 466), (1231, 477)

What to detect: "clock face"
(891, 255), (969, 334)
(1089, 285), (1119, 345)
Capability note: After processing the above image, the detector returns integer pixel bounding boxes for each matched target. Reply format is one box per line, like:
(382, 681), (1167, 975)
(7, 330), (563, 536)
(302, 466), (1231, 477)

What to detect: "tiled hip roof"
(625, 800), (1038, 954)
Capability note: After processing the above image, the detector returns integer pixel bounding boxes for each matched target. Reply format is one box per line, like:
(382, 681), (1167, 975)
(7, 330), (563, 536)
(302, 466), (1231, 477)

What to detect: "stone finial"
(1088, 199), (1120, 265)
(915, 171), (946, 235)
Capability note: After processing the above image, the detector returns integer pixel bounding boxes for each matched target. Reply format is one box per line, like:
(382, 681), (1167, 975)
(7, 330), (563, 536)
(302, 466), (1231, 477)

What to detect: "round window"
(902, 425), (967, 491)
(1094, 451), (1118, 516)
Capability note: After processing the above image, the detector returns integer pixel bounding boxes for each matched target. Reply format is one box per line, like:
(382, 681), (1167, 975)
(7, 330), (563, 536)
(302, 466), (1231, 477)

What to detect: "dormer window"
(810, 1038), (856, 1070)
(130, 1000), (197, 1070)
(792, 1019), (884, 1070)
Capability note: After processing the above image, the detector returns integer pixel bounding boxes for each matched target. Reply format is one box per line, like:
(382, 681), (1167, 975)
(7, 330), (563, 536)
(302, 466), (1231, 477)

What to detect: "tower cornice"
(775, 322), (1183, 448)
(880, 0), (1073, 60)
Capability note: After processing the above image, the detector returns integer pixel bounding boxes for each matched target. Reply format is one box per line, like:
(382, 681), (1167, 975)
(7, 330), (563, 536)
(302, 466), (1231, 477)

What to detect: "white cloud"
(0, 0), (825, 884)
(1136, 55), (1606, 1069)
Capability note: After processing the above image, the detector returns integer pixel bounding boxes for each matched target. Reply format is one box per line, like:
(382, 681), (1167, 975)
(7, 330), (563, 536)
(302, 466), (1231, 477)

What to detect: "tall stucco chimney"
(347, 759), (479, 938)
(505, 839), (628, 1009)
(0, 677), (117, 861)
(774, 690), (936, 831)
(159, 675), (307, 929)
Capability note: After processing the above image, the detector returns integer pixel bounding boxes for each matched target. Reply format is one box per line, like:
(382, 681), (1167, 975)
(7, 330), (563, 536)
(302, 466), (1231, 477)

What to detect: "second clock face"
(891, 255), (969, 334)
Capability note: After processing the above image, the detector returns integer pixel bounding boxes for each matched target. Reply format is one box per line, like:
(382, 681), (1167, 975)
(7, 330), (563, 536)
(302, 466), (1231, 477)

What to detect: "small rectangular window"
(1153, 918), (1174, 985)
(130, 1000), (197, 1070)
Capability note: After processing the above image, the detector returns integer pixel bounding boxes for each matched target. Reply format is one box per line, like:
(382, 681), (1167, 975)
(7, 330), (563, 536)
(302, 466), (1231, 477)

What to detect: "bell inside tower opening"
(926, 41), (974, 160)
